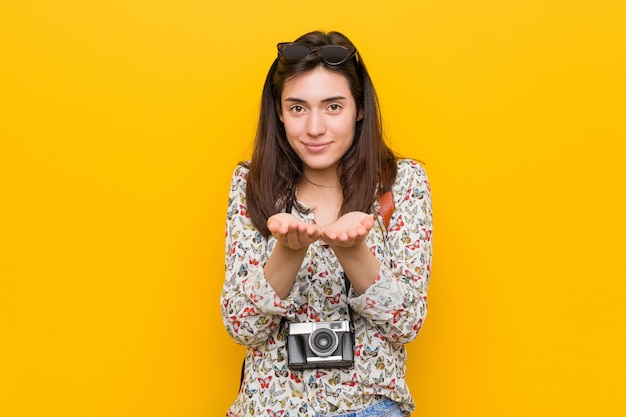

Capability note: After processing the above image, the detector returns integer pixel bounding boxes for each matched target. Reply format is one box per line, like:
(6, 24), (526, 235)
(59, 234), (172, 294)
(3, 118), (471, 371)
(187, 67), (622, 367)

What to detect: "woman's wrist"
(332, 242), (380, 294)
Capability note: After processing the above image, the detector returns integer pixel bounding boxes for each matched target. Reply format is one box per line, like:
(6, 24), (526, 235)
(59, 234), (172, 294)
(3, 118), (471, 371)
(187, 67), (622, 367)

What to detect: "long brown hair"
(245, 31), (397, 237)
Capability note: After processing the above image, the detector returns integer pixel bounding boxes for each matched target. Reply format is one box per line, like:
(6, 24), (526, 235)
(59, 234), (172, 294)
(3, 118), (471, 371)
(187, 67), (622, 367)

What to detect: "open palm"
(267, 213), (321, 251)
(320, 211), (375, 248)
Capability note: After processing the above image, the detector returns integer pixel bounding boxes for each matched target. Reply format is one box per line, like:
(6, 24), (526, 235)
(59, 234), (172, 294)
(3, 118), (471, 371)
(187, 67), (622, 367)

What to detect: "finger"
(269, 218), (289, 235)
(287, 223), (304, 248)
(345, 225), (360, 239)
(323, 229), (337, 241)
(308, 226), (321, 243)
(361, 216), (375, 229)
(306, 225), (321, 239)
(267, 217), (278, 233)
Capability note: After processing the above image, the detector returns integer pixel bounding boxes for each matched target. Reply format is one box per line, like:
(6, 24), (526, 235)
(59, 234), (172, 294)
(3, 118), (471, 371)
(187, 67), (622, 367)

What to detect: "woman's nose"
(306, 111), (326, 137)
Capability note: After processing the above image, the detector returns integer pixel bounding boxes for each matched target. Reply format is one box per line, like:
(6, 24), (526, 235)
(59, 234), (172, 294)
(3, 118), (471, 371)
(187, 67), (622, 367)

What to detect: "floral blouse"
(221, 159), (433, 416)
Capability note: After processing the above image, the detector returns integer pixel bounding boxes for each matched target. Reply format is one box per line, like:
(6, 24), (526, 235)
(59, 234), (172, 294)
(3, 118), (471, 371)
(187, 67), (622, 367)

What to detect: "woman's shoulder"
(232, 161), (250, 176)
(395, 158), (428, 180)
(392, 158), (430, 198)
(230, 161), (251, 183)
(228, 162), (251, 196)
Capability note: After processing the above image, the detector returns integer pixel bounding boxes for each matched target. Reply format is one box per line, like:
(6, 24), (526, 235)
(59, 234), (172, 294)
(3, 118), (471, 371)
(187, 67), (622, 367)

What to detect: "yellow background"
(1, 0), (625, 416)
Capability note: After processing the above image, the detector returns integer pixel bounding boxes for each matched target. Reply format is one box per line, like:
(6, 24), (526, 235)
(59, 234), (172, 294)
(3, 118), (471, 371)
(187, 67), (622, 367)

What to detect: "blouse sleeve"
(349, 160), (433, 344)
(220, 165), (302, 347)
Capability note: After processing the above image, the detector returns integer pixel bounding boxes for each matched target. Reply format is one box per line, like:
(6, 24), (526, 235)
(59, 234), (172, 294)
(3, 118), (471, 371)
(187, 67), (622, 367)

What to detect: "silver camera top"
(288, 320), (351, 334)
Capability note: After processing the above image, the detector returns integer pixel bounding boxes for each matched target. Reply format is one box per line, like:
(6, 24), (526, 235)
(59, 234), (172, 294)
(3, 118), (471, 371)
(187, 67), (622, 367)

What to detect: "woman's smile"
(302, 141), (333, 153)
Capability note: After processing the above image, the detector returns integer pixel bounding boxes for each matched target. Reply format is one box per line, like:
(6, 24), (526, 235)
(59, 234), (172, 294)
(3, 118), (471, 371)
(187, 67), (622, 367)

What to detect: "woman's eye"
(291, 105), (304, 113)
(328, 104), (342, 112)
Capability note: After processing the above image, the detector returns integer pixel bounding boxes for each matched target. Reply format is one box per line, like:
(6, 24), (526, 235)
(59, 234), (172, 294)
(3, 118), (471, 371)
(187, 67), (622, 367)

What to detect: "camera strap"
(343, 273), (356, 332)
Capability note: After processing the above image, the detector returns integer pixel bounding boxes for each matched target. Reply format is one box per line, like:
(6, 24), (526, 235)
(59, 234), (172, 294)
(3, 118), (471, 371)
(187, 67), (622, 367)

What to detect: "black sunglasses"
(277, 42), (357, 66)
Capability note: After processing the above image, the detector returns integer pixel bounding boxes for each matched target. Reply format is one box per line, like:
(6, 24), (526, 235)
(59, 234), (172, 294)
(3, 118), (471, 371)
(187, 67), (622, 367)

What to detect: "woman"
(221, 30), (433, 417)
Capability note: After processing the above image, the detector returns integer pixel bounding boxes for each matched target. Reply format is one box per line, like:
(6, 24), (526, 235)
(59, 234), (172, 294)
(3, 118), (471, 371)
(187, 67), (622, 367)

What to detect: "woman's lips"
(303, 142), (331, 153)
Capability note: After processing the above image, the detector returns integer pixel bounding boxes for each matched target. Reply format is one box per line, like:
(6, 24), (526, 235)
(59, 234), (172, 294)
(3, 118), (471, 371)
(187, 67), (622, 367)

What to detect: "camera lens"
(308, 328), (339, 357)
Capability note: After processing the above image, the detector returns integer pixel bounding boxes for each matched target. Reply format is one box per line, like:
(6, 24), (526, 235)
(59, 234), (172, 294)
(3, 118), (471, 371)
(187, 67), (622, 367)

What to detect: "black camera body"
(286, 320), (354, 370)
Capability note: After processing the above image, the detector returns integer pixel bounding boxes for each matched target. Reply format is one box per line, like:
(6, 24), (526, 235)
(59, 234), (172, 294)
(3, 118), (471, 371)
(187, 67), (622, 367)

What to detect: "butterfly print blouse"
(221, 159), (433, 416)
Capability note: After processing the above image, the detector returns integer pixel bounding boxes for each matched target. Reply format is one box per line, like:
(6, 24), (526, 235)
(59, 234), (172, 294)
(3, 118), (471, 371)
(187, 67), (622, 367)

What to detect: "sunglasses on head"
(277, 42), (357, 66)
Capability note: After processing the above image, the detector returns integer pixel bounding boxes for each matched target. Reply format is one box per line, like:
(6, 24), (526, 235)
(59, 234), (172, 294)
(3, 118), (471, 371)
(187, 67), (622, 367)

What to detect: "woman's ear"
(357, 109), (364, 121)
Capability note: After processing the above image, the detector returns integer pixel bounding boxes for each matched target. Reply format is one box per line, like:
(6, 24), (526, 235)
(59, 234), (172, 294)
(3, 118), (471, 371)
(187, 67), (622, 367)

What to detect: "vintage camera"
(286, 320), (354, 370)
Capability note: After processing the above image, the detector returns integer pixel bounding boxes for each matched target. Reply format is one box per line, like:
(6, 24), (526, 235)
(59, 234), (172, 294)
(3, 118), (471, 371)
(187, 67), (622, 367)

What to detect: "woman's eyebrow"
(321, 96), (347, 102)
(284, 96), (347, 103)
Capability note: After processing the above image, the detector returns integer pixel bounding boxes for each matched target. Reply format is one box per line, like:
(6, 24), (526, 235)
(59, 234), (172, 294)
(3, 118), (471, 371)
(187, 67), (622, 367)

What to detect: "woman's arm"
(319, 212), (380, 294)
(220, 165), (302, 347)
(264, 214), (320, 299)
(348, 160), (433, 344)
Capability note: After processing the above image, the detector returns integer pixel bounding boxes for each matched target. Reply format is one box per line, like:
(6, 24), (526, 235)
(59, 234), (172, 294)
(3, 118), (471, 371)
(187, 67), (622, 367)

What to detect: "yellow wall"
(1, 1), (625, 416)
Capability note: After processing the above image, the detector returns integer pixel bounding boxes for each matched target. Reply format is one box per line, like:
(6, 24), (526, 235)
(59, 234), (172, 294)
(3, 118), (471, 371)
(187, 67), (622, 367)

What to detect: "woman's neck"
(302, 176), (341, 188)
(302, 168), (341, 189)
(296, 175), (343, 221)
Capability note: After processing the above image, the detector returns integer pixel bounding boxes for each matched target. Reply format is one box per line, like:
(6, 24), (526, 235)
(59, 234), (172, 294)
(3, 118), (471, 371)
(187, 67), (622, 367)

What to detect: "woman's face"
(279, 67), (361, 177)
